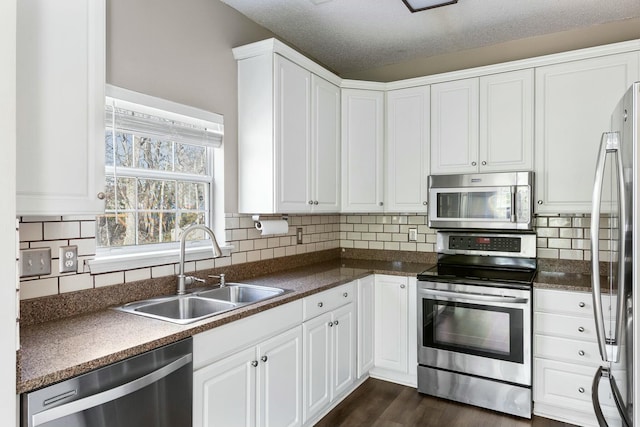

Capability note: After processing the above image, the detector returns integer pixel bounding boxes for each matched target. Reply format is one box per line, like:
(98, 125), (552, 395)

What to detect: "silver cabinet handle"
(579, 350), (585, 356)
(308, 200), (313, 205)
(579, 302), (586, 308)
(378, 202), (383, 206)
(318, 302), (323, 308)
(537, 200), (543, 205)
(400, 284), (406, 289)
(261, 356), (268, 363)
(328, 321), (333, 327)
(314, 201), (319, 205)
(334, 320), (339, 326)
(423, 201), (427, 205)
(343, 292), (348, 298)
(481, 161), (487, 166)
(251, 360), (258, 367)
(579, 387), (585, 393)
(471, 161), (477, 166)
(578, 327), (585, 333)
(97, 192), (106, 200)
(32, 354), (192, 426)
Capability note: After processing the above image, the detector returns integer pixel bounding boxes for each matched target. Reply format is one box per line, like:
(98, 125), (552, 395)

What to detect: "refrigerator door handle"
(612, 132), (627, 362)
(590, 131), (621, 362)
(592, 366), (610, 427)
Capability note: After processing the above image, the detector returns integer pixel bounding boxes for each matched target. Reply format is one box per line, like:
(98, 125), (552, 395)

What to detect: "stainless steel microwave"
(428, 171), (534, 230)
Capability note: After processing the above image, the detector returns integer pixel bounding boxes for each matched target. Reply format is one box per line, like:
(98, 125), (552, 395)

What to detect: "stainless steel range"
(417, 231), (536, 418)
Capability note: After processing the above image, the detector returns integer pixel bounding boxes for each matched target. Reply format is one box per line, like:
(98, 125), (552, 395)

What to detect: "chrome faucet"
(209, 273), (226, 287)
(177, 224), (223, 295)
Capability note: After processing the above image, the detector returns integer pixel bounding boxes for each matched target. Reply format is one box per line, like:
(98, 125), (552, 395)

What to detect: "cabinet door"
(431, 78), (479, 174)
(535, 52), (639, 213)
(479, 69), (534, 172)
(341, 89), (384, 212)
(16, 0), (105, 215)
(332, 303), (356, 399)
(311, 75), (341, 212)
(302, 312), (332, 423)
(374, 275), (408, 373)
(275, 55), (311, 213)
(357, 275), (375, 378)
(257, 326), (303, 427)
(193, 347), (256, 427)
(386, 86), (430, 212)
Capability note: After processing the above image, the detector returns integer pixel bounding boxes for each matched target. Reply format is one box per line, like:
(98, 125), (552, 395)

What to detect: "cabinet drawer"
(534, 289), (594, 316)
(535, 335), (605, 366)
(534, 312), (598, 342)
(303, 282), (354, 321)
(534, 358), (618, 409)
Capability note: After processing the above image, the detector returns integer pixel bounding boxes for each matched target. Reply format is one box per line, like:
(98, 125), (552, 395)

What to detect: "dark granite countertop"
(17, 255), (596, 395)
(18, 258), (427, 394)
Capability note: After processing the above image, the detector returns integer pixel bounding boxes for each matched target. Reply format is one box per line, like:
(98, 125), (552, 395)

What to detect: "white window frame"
(88, 85), (229, 274)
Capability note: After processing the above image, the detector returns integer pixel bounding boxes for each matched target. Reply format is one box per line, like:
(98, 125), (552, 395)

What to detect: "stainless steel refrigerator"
(591, 81), (639, 427)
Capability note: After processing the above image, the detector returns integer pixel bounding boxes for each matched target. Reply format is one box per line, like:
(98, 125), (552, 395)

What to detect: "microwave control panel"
(448, 235), (522, 252)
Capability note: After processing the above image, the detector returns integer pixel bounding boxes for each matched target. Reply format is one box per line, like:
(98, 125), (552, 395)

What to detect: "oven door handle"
(420, 288), (529, 304)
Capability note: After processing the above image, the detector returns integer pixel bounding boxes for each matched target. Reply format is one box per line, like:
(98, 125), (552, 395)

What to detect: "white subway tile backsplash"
(125, 268), (152, 283)
(20, 278), (58, 300)
(94, 272), (125, 288)
(44, 221), (80, 240)
(20, 222), (43, 242)
(60, 274), (93, 293)
(151, 264), (175, 278)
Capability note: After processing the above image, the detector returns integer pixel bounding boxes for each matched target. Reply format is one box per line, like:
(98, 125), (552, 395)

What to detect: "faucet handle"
(184, 276), (205, 286)
(208, 273), (226, 287)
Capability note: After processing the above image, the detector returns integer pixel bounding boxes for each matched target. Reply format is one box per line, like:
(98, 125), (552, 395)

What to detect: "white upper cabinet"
(431, 78), (479, 174)
(311, 75), (341, 212)
(534, 52), (639, 213)
(341, 89), (385, 212)
(235, 42), (341, 214)
(431, 70), (533, 175)
(479, 69), (534, 172)
(16, 0), (106, 216)
(385, 86), (431, 212)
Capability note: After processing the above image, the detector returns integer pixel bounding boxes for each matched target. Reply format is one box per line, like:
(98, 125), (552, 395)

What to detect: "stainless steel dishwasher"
(22, 338), (192, 427)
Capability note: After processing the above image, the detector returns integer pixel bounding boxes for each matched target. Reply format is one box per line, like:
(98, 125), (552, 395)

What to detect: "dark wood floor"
(316, 379), (577, 427)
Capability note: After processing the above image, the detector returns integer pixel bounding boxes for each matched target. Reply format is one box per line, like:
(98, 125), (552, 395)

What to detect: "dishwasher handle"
(420, 288), (529, 304)
(31, 353), (192, 426)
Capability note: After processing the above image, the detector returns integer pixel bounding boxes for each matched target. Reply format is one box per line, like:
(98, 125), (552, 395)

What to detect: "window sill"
(87, 245), (233, 275)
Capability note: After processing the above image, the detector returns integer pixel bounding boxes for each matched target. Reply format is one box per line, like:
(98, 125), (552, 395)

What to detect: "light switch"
(20, 248), (52, 277)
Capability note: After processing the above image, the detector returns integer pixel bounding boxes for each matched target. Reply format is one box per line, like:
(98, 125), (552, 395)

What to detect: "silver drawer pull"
(578, 350), (585, 356)
(578, 387), (585, 394)
(343, 292), (348, 297)
(579, 302), (586, 308)
(334, 320), (339, 326)
(251, 360), (258, 367)
(328, 321), (333, 327)
(261, 356), (268, 363)
(318, 302), (323, 308)
(400, 284), (406, 289)
(578, 327), (585, 333)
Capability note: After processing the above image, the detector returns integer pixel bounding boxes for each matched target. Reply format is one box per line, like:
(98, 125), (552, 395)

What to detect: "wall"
(341, 17), (640, 82)
(18, 212), (603, 300)
(1, 0), (17, 423)
(107, 0), (275, 214)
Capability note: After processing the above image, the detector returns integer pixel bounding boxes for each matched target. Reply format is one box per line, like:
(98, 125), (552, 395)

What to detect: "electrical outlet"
(20, 248), (51, 277)
(408, 228), (418, 242)
(59, 246), (78, 273)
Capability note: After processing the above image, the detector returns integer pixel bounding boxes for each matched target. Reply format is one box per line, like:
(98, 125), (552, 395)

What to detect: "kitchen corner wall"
(18, 212), (600, 301)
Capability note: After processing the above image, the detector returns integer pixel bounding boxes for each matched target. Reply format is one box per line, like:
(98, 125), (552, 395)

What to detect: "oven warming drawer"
(418, 366), (532, 418)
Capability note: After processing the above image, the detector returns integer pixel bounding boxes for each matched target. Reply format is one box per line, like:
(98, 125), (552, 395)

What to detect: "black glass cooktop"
(417, 254), (537, 286)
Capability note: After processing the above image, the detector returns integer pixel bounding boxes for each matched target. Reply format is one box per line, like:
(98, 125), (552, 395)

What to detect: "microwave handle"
(510, 185), (516, 222)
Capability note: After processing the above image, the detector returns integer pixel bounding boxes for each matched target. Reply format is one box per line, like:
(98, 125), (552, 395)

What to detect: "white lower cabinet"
(371, 275), (417, 386)
(302, 283), (356, 424)
(533, 288), (621, 427)
(357, 275), (375, 378)
(193, 300), (304, 427)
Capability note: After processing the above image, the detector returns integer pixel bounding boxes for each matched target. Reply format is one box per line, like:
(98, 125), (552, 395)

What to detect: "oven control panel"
(448, 235), (521, 252)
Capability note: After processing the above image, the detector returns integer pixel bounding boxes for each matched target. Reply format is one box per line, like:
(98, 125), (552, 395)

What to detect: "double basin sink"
(115, 283), (288, 324)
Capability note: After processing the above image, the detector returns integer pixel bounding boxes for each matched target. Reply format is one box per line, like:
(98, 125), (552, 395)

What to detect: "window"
(92, 85), (224, 272)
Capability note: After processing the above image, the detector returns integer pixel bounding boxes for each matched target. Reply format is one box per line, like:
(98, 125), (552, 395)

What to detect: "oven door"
(417, 280), (531, 386)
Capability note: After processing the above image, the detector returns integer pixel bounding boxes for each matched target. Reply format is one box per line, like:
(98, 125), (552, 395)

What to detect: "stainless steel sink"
(115, 283), (288, 324)
(196, 283), (285, 303)
(115, 296), (237, 325)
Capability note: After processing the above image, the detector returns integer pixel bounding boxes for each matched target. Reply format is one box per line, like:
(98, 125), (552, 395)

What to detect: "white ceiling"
(221, 0), (640, 75)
